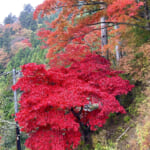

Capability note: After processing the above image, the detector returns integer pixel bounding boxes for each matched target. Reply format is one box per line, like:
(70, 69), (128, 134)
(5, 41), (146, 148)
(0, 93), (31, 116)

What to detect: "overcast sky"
(0, 0), (44, 24)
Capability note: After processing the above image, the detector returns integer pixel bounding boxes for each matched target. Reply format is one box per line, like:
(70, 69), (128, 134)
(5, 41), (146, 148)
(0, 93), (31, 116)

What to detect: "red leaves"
(25, 128), (81, 150)
(107, 0), (144, 21)
(13, 54), (134, 150)
(21, 39), (32, 47)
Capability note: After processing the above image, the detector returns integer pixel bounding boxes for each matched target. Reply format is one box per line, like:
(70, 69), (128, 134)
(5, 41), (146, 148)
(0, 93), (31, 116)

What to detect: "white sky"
(0, 0), (44, 24)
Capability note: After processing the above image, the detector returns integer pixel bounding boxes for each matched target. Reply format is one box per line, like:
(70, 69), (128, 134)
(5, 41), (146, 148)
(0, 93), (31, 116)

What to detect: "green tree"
(0, 37), (3, 48)
(0, 64), (4, 73)
(3, 29), (11, 53)
(19, 4), (37, 31)
(4, 13), (17, 25)
(30, 32), (40, 48)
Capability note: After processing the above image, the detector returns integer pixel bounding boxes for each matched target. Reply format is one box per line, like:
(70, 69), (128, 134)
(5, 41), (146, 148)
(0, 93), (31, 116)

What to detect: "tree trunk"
(71, 108), (94, 149)
(101, 16), (108, 59)
(115, 25), (120, 63)
(80, 124), (94, 149)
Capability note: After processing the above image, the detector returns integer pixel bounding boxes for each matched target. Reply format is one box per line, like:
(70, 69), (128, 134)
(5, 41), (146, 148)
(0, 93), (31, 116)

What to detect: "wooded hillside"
(0, 1), (150, 150)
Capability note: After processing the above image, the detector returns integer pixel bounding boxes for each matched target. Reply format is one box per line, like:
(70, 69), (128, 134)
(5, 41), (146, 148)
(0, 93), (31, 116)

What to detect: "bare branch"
(88, 21), (147, 29)
(116, 126), (130, 142)
(36, 1), (106, 12)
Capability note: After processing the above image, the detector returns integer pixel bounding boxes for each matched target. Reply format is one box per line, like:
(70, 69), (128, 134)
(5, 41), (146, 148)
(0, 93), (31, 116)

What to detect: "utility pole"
(13, 69), (21, 150)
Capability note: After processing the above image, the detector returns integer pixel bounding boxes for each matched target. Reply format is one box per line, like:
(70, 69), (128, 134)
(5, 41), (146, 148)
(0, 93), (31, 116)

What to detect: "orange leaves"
(34, 0), (107, 61)
(107, 0), (144, 22)
(34, 0), (143, 67)
(34, 0), (57, 19)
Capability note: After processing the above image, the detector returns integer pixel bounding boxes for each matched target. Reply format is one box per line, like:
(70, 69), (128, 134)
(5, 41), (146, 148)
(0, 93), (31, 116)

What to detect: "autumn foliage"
(21, 39), (32, 47)
(107, 0), (143, 21)
(12, 54), (134, 150)
(119, 43), (150, 83)
(11, 0), (144, 149)
(34, 0), (143, 66)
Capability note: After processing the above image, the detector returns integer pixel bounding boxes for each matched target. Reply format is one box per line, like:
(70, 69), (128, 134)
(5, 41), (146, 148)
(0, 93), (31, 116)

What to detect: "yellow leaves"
(136, 87), (150, 150)
(136, 121), (150, 150)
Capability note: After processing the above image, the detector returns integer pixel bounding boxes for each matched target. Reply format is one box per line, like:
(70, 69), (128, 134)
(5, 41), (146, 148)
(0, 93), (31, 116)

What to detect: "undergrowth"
(91, 76), (146, 150)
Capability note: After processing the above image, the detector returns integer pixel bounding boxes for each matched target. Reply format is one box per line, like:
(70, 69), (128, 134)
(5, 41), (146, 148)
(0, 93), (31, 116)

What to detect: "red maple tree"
(12, 54), (134, 150)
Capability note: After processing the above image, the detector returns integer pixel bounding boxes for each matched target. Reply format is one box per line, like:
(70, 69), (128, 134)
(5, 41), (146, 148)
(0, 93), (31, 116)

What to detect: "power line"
(0, 71), (13, 77)
(0, 70), (21, 77)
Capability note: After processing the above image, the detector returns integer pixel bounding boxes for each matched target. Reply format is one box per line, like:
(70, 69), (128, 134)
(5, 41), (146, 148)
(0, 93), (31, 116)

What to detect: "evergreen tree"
(3, 29), (11, 53)
(30, 32), (40, 48)
(4, 13), (17, 25)
(0, 37), (3, 48)
(19, 4), (37, 31)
